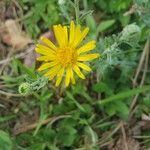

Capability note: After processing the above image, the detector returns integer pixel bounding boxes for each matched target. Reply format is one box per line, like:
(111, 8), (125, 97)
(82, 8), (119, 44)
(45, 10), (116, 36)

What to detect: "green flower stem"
(74, 0), (79, 24)
(96, 85), (150, 105)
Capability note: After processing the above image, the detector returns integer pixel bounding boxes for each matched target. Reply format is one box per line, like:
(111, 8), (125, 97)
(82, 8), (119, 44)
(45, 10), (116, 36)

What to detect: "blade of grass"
(0, 115), (16, 123)
(96, 85), (150, 105)
(14, 59), (37, 79)
(66, 91), (86, 112)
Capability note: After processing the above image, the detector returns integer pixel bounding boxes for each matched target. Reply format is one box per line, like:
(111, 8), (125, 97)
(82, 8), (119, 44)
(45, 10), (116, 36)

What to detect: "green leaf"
(84, 126), (98, 146)
(98, 85), (150, 105)
(14, 59), (37, 79)
(27, 143), (44, 150)
(105, 103), (116, 116)
(33, 114), (47, 136)
(38, 128), (56, 143)
(96, 121), (114, 130)
(66, 91), (86, 112)
(56, 126), (77, 146)
(48, 145), (59, 150)
(0, 131), (13, 150)
(115, 101), (129, 119)
(97, 19), (115, 32)
(86, 14), (96, 32)
(0, 115), (16, 123)
(92, 82), (107, 93)
(143, 96), (150, 106)
(60, 118), (77, 127)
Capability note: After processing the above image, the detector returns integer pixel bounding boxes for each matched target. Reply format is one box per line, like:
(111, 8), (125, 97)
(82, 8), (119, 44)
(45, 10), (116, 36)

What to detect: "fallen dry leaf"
(24, 45), (36, 67)
(13, 108), (39, 135)
(114, 136), (140, 150)
(1, 19), (32, 50)
(23, 31), (55, 67)
(40, 31), (55, 42)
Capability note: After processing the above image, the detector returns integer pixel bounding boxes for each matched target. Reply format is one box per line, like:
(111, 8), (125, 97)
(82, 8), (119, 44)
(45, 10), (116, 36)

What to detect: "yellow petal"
(77, 62), (91, 71)
(70, 68), (75, 84)
(65, 68), (71, 87)
(53, 25), (65, 47)
(78, 27), (89, 45)
(35, 45), (55, 55)
(63, 26), (68, 45)
(53, 25), (64, 47)
(36, 44), (55, 51)
(72, 25), (81, 47)
(44, 65), (61, 80)
(73, 27), (89, 48)
(36, 55), (56, 61)
(40, 36), (57, 50)
(65, 68), (75, 86)
(71, 76), (75, 84)
(73, 65), (85, 79)
(55, 67), (64, 87)
(69, 21), (75, 45)
(38, 62), (58, 71)
(78, 53), (100, 61)
(77, 40), (96, 54)
(58, 25), (66, 46)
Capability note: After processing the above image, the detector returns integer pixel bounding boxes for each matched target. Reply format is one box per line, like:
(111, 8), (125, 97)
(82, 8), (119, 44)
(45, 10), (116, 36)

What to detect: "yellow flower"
(35, 21), (99, 87)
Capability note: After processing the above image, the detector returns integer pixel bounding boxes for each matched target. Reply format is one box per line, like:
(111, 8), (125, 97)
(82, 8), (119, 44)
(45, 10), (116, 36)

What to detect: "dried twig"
(97, 121), (122, 146)
(0, 89), (22, 97)
(123, 4), (138, 16)
(121, 122), (128, 150)
(132, 40), (149, 87)
(13, 114), (71, 135)
(130, 40), (150, 112)
(0, 12), (32, 32)
(0, 45), (34, 65)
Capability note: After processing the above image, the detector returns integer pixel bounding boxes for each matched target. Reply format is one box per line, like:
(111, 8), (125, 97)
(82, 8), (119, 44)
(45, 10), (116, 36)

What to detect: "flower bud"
(18, 82), (32, 95)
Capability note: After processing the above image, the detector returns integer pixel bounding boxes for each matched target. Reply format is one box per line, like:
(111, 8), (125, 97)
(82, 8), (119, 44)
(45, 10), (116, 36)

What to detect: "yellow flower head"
(35, 21), (99, 87)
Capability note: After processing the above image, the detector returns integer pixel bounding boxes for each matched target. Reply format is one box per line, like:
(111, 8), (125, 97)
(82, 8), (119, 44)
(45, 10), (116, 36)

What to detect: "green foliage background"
(0, 0), (150, 149)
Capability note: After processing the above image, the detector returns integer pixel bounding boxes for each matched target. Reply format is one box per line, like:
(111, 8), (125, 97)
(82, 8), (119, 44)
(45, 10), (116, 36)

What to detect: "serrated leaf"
(56, 126), (77, 146)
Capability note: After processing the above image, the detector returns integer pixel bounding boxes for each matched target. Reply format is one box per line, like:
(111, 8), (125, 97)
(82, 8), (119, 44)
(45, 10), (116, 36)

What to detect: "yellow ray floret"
(35, 21), (100, 87)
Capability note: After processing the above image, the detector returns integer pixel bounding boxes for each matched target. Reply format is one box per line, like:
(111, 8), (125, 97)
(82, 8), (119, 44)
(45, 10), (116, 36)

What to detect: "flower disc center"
(57, 47), (77, 67)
